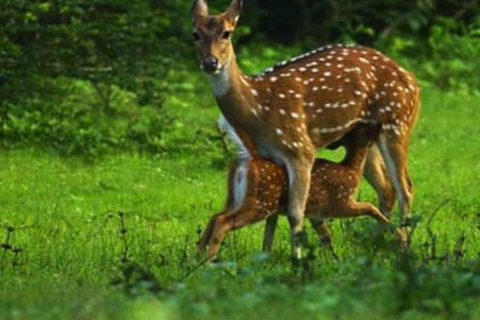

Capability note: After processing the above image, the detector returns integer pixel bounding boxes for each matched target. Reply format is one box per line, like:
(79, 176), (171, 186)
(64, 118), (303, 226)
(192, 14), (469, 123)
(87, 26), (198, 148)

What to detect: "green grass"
(0, 87), (479, 320)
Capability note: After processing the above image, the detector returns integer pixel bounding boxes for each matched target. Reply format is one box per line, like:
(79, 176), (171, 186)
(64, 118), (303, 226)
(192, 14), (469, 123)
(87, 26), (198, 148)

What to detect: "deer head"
(191, 0), (243, 74)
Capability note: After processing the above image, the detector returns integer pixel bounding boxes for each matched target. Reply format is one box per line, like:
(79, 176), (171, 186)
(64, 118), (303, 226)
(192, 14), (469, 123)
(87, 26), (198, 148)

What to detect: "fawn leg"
(332, 201), (406, 243)
(207, 207), (267, 261)
(262, 215), (279, 252)
(309, 219), (338, 260)
(364, 144), (396, 216)
(197, 212), (225, 260)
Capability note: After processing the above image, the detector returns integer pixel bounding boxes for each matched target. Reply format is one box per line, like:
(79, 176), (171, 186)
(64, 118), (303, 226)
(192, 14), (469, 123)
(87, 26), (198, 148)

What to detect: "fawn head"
(191, 0), (242, 74)
(350, 123), (382, 148)
(326, 123), (382, 151)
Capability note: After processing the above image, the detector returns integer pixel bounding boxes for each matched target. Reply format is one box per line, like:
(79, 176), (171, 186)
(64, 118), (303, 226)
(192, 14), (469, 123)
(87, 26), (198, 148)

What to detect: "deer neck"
(342, 146), (369, 173)
(209, 53), (256, 123)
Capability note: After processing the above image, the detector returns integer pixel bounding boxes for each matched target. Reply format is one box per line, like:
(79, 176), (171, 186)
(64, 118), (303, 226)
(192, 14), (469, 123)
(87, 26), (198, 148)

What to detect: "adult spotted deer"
(197, 123), (406, 261)
(191, 0), (420, 260)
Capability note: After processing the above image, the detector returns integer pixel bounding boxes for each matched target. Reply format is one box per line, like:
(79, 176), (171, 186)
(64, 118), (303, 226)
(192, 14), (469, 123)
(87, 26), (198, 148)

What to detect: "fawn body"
(197, 124), (402, 260)
(192, 0), (420, 259)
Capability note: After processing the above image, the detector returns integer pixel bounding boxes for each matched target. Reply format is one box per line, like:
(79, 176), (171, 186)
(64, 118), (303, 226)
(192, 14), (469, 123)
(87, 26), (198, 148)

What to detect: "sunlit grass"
(0, 88), (479, 320)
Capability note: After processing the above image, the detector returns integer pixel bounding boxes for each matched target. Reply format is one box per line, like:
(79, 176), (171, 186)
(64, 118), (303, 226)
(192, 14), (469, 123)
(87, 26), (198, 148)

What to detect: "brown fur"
(197, 124), (406, 260)
(192, 0), (419, 259)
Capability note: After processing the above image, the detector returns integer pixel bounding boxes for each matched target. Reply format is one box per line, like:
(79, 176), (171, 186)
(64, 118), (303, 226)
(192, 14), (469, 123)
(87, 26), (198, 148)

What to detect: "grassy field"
(1, 87), (479, 320)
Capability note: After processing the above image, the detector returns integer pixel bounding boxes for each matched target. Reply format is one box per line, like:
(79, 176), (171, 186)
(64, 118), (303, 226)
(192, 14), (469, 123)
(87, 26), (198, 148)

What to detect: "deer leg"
(405, 167), (414, 196)
(285, 156), (314, 261)
(377, 133), (413, 230)
(309, 219), (338, 260)
(205, 206), (267, 261)
(196, 212), (225, 260)
(332, 201), (390, 224)
(330, 201), (406, 243)
(262, 215), (279, 252)
(364, 144), (396, 216)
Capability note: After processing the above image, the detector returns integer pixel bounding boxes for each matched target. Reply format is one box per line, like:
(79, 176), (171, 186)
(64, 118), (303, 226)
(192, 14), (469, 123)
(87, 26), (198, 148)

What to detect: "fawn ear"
(225, 0), (243, 25)
(191, 0), (209, 23)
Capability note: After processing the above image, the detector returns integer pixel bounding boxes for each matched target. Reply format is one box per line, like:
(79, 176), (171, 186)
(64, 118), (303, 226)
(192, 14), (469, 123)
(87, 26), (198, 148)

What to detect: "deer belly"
(307, 107), (367, 148)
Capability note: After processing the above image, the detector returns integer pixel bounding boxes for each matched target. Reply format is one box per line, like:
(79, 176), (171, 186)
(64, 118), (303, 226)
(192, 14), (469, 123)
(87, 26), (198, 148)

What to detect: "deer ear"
(225, 0), (243, 25)
(191, 0), (209, 23)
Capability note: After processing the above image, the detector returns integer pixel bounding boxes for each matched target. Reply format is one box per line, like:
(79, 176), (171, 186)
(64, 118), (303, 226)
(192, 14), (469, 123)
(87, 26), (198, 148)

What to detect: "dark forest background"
(0, 0), (479, 158)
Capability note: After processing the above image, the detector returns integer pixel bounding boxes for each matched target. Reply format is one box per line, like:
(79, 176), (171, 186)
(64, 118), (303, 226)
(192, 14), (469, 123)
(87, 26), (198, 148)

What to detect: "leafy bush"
(378, 17), (480, 93)
(0, 79), (173, 159)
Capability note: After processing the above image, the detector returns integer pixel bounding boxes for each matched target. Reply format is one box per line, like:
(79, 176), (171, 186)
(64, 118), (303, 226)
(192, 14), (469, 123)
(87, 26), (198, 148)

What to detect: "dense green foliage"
(1, 0), (479, 157)
(1, 0), (480, 319)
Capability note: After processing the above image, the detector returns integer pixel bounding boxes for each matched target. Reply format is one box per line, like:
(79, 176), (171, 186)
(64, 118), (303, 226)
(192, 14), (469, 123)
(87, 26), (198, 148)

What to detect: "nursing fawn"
(197, 123), (405, 261)
(191, 0), (420, 259)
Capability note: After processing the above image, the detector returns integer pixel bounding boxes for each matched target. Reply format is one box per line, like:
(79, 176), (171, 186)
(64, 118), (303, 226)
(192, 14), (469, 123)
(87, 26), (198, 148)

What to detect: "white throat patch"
(210, 61), (231, 97)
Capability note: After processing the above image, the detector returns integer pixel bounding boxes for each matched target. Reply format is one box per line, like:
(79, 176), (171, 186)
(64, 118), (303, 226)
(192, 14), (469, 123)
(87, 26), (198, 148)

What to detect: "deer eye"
(192, 31), (201, 42)
(222, 30), (232, 40)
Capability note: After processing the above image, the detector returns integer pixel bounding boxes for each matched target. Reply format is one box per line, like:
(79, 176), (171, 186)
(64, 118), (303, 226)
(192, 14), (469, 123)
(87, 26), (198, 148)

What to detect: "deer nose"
(202, 56), (219, 72)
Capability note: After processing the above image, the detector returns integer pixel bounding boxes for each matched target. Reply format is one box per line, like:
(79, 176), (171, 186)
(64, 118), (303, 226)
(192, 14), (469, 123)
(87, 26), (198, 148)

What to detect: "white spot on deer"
(324, 72), (331, 77)
(270, 76), (278, 82)
(290, 112), (299, 119)
(278, 93), (286, 99)
(275, 128), (283, 136)
(251, 89), (258, 96)
(240, 77), (250, 87)
(279, 109), (286, 115)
